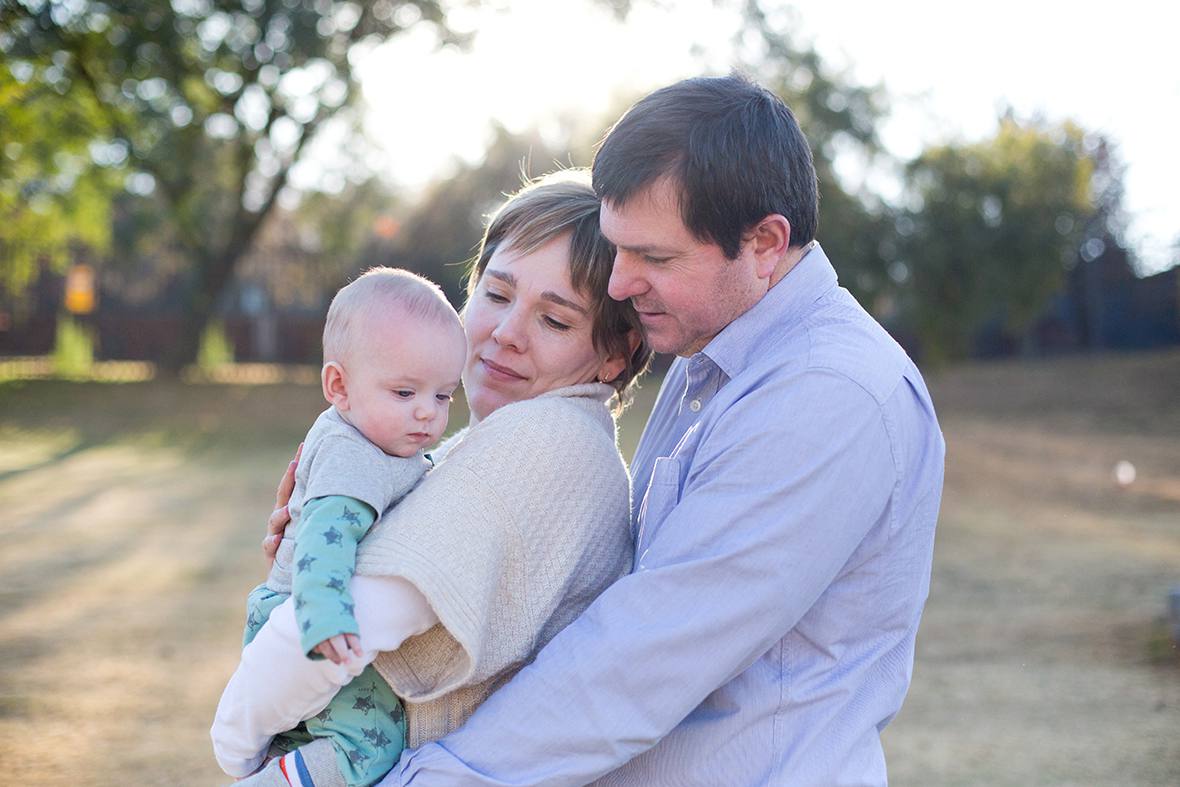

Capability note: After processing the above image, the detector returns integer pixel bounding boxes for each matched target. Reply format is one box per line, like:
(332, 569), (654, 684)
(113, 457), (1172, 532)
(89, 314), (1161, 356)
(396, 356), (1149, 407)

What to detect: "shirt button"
(689, 399), (702, 412)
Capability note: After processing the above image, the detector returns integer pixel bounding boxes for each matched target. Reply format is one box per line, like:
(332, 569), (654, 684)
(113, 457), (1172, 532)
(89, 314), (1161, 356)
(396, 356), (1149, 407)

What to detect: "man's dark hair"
(592, 73), (818, 259)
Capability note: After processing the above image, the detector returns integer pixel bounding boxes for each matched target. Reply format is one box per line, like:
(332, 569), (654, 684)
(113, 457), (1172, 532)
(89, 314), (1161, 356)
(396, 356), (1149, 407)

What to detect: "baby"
(212, 267), (466, 786)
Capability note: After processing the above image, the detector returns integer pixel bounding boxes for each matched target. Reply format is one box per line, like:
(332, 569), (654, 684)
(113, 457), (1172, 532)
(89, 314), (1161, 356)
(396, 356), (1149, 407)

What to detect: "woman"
(243, 171), (651, 785)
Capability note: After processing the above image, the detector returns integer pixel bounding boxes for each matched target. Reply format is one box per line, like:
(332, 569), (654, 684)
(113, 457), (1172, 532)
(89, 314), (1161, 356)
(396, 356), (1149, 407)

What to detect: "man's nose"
(608, 252), (643, 302)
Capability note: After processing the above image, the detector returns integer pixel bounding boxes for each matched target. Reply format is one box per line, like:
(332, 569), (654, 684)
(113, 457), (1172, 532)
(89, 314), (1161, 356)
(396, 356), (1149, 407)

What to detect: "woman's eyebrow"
(542, 292), (588, 315)
(486, 268), (587, 315)
(485, 269), (515, 287)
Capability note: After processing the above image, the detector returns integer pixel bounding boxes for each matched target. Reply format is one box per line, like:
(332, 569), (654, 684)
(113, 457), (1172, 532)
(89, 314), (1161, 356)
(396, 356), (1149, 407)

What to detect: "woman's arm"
(262, 443), (301, 564)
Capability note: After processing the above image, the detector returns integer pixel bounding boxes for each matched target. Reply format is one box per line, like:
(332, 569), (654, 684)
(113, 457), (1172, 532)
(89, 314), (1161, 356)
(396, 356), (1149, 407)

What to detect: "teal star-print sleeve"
(292, 495), (377, 657)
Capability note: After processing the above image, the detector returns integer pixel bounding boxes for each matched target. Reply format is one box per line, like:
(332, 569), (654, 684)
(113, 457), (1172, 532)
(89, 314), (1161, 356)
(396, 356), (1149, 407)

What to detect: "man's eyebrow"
(616, 242), (677, 256)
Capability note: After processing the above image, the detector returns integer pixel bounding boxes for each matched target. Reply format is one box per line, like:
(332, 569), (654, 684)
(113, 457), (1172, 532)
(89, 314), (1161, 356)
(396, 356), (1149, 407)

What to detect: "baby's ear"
(321, 362), (349, 410)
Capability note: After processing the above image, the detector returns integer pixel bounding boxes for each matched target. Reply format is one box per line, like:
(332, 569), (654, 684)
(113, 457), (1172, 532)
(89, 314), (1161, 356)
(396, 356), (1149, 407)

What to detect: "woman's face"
(462, 234), (621, 421)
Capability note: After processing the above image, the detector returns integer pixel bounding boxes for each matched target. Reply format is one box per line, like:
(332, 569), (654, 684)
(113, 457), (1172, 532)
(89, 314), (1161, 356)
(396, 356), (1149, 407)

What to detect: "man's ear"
(749, 214), (792, 279)
(322, 361), (349, 411)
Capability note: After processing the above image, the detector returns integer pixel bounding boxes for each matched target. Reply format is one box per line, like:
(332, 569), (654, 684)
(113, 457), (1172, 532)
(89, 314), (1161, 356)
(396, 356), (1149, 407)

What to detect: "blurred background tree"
(896, 117), (1099, 362)
(0, 41), (117, 308)
(0, 0), (1164, 371)
(1, 0), (463, 373)
(737, 0), (896, 313)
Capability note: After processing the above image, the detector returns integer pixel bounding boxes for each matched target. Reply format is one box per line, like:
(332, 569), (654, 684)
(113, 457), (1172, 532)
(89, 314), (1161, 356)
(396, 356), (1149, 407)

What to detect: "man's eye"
(644, 255), (671, 265)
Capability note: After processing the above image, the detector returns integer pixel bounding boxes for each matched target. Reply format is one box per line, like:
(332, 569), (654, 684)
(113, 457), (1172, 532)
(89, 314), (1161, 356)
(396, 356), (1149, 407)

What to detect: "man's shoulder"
(791, 289), (914, 405)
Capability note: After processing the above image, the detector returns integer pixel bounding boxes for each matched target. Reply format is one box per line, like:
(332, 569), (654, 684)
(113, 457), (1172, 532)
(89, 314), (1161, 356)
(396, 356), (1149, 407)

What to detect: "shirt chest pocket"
(636, 455), (684, 555)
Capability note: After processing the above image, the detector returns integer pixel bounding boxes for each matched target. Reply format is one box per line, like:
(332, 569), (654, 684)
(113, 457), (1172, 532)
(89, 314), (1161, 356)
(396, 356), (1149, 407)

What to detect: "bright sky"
(350, 0), (1180, 273)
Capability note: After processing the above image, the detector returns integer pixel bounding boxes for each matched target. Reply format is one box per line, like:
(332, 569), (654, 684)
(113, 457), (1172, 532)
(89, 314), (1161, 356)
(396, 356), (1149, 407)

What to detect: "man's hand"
(263, 443), (303, 565)
(312, 632), (364, 665)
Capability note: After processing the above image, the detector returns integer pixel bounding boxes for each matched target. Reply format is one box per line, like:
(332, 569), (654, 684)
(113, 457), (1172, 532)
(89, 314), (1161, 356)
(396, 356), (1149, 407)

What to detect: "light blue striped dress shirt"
(388, 244), (945, 786)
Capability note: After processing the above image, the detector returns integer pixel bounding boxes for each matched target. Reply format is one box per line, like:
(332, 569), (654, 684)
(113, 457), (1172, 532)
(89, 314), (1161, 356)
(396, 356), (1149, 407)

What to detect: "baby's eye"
(393, 389), (414, 399)
(436, 393), (453, 403)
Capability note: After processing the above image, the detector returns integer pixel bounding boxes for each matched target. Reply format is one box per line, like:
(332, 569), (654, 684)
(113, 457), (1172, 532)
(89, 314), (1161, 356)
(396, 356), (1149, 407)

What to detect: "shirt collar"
(698, 242), (837, 380)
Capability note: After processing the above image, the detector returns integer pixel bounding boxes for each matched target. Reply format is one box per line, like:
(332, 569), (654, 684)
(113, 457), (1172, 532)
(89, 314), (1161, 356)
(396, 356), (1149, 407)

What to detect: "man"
(388, 74), (944, 785)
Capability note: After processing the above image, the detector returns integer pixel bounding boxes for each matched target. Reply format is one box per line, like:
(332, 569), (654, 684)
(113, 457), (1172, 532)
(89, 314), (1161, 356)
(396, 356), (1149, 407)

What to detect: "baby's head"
(322, 267), (467, 457)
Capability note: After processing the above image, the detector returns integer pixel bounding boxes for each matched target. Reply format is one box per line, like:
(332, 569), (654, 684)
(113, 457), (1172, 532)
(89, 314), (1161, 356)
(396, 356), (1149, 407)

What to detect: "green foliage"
(1, 0), (466, 372)
(51, 314), (95, 376)
(898, 117), (1096, 361)
(197, 320), (234, 369)
(0, 57), (119, 297)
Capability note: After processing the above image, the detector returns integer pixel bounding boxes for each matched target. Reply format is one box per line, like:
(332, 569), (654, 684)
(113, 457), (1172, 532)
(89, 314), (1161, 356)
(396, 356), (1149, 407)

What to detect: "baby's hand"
(313, 633), (364, 665)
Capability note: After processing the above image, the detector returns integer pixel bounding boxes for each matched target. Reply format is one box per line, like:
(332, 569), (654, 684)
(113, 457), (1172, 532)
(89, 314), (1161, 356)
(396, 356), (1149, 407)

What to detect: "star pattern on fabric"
(294, 595), (306, 611)
(340, 600), (355, 617)
(326, 575), (346, 592)
(322, 526), (343, 546)
(388, 703), (405, 726)
(362, 726), (392, 749)
(339, 506), (362, 527)
(315, 706), (333, 723)
(347, 748), (371, 766)
(296, 554), (317, 573)
(301, 618), (311, 633)
(352, 694), (376, 714)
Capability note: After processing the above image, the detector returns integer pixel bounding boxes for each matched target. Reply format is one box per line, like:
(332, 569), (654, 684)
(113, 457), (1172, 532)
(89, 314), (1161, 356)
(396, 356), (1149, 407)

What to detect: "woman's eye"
(543, 316), (572, 331)
(484, 290), (508, 303)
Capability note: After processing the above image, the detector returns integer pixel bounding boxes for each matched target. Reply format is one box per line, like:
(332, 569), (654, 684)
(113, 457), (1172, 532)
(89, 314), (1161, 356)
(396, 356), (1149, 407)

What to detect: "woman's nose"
(491, 307), (527, 350)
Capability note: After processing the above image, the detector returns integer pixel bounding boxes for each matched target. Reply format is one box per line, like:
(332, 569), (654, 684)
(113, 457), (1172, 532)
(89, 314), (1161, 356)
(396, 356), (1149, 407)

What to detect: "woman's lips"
(480, 358), (527, 382)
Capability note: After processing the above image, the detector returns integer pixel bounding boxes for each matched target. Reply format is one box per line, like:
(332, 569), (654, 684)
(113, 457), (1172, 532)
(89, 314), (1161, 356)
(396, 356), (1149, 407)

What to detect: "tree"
(737, 1), (897, 312)
(2, 0), (463, 372)
(0, 40), (117, 304)
(896, 116), (1097, 362)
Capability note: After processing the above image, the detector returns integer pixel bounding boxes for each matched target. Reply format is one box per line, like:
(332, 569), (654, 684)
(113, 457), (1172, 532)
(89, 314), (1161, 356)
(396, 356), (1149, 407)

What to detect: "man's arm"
(387, 372), (897, 786)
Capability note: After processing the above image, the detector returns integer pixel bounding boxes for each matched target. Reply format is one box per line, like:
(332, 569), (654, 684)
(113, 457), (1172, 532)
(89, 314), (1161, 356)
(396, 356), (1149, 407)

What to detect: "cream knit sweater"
(354, 382), (633, 747)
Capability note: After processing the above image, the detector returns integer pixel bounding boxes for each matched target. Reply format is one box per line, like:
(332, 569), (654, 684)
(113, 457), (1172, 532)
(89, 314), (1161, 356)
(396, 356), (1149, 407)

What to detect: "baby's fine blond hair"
(323, 267), (461, 364)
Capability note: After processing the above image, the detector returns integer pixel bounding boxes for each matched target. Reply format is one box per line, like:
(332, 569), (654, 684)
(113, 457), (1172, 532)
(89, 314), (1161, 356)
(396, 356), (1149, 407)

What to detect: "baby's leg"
(211, 576), (436, 778)
(293, 664), (406, 786)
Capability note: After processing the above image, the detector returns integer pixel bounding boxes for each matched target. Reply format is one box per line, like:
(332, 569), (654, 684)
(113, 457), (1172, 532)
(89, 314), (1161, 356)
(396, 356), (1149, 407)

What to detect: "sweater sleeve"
(354, 396), (632, 703)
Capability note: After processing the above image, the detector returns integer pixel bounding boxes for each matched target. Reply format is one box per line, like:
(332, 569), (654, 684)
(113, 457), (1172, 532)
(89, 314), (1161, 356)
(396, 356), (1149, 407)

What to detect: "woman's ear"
(597, 329), (641, 384)
(322, 362), (349, 411)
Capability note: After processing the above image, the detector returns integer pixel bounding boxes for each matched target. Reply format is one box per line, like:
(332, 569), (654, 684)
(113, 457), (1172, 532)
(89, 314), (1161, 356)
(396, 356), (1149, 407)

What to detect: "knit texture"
(354, 383), (633, 747)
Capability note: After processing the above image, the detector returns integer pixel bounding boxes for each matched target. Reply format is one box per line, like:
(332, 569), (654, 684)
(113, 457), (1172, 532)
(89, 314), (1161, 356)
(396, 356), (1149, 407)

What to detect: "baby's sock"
(280, 738), (347, 787)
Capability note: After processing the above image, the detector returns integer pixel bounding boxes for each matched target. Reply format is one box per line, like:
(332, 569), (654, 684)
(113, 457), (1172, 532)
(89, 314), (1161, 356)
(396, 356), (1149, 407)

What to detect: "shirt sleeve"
(388, 370), (898, 786)
(293, 495), (377, 656)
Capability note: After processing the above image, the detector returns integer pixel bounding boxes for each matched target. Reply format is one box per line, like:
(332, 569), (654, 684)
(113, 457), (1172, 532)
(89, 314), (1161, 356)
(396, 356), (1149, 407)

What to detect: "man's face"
(600, 178), (766, 357)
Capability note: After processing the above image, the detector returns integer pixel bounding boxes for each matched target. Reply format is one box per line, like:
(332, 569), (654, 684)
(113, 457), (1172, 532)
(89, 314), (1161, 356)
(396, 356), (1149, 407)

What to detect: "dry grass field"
(1, 351), (1177, 785)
